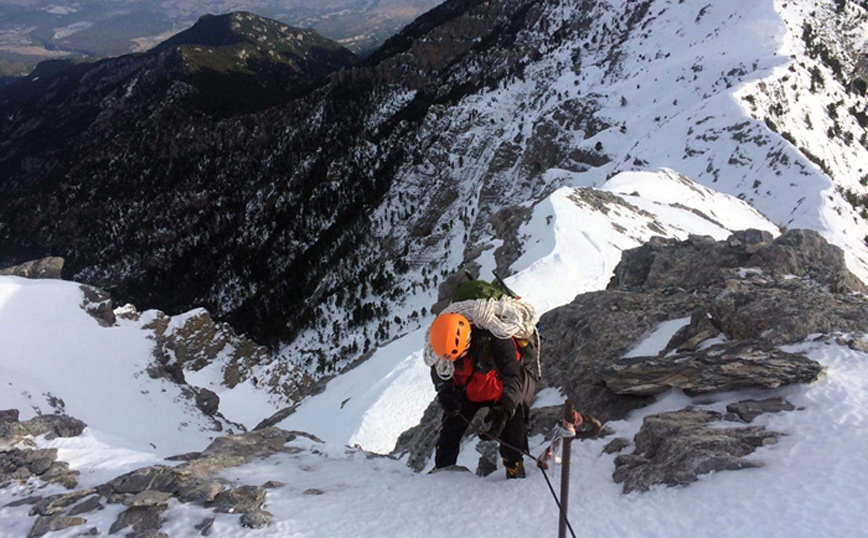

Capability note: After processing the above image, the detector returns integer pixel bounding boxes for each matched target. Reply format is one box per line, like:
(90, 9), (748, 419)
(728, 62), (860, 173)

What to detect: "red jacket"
(431, 327), (528, 413)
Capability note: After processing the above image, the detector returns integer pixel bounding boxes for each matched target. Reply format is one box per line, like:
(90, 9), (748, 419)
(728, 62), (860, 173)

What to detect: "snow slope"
(0, 277), (232, 457)
(279, 170), (780, 452)
(3, 337), (867, 538)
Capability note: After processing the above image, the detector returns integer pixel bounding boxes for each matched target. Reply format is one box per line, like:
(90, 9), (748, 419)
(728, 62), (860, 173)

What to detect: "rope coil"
(423, 297), (540, 379)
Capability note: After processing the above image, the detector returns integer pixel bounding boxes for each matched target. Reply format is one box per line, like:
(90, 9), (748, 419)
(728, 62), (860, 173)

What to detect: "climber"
(427, 312), (536, 479)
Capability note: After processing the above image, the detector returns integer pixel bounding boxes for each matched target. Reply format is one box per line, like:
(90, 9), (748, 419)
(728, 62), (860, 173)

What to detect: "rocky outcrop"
(117, 304), (314, 408)
(80, 285), (116, 327)
(599, 341), (825, 395)
(540, 230), (867, 422)
(0, 257), (64, 279)
(7, 426), (316, 536)
(1, 412), (86, 489)
(612, 409), (782, 493)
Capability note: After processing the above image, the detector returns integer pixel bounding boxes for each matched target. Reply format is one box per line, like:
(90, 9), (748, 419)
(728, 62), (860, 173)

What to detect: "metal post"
(558, 400), (574, 538)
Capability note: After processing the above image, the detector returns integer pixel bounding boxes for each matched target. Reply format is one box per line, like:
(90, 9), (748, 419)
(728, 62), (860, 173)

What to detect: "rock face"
(118, 304), (314, 408)
(7, 426), (318, 535)
(1, 412), (86, 489)
(540, 230), (866, 422)
(599, 342), (825, 396)
(612, 409), (782, 493)
(0, 257), (64, 279)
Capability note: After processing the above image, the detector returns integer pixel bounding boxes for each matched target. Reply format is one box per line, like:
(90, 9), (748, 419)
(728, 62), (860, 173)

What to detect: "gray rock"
(124, 530), (168, 538)
(0, 409), (19, 422)
(0, 257), (64, 280)
(123, 490), (172, 507)
(475, 440), (499, 477)
(29, 489), (95, 516)
(23, 415), (87, 440)
(80, 285), (116, 327)
(109, 505), (166, 535)
(599, 341), (825, 396)
(748, 229), (868, 294)
(28, 515), (86, 538)
(240, 510), (274, 529)
(67, 495), (104, 516)
(2, 414), (87, 445)
(262, 480), (284, 489)
(612, 408), (782, 493)
(164, 452), (202, 462)
(602, 438), (631, 454)
(209, 485), (266, 514)
(390, 400), (442, 471)
(848, 336), (868, 353)
(302, 489), (324, 496)
(710, 279), (868, 345)
(105, 466), (179, 494)
(74, 528), (99, 537)
(3, 495), (42, 508)
(176, 477), (225, 504)
(725, 398), (796, 423)
(194, 517), (215, 536)
(194, 388), (220, 416)
(41, 461), (79, 489)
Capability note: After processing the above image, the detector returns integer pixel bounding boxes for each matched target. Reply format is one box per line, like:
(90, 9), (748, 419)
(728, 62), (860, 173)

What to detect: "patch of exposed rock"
(1, 412), (86, 489)
(116, 304), (314, 410)
(8, 427), (316, 536)
(599, 342), (825, 396)
(0, 257), (64, 279)
(539, 229), (867, 423)
(612, 408), (782, 493)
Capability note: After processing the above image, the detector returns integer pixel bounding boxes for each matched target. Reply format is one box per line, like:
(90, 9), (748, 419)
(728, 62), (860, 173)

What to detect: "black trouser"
(434, 398), (529, 470)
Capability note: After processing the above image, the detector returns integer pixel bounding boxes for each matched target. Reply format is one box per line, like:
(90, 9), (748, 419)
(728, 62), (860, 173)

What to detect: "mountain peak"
(155, 11), (343, 54)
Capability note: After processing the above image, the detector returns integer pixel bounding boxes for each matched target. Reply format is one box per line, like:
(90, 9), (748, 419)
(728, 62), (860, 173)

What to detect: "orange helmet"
(429, 313), (471, 361)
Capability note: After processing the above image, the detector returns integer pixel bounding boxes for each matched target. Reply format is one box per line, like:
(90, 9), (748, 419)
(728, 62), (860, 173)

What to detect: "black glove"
(438, 390), (462, 417)
(483, 405), (511, 439)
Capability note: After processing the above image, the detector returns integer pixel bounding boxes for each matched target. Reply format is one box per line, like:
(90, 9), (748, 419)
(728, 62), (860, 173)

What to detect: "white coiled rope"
(424, 297), (540, 380)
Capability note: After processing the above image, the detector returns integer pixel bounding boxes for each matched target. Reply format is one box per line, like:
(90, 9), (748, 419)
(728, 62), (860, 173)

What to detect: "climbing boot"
(504, 459), (526, 479)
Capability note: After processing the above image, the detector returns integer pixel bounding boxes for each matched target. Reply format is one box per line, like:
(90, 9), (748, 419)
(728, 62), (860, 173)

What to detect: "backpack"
(449, 278), (541, 380)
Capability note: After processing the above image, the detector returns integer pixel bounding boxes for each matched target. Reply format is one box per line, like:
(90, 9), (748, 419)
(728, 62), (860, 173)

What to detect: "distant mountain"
(1, 0), (867, 387)
(0, 0), (440, 77)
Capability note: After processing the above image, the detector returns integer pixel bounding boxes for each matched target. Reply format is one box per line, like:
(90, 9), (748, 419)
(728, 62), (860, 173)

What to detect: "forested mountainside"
(1, 0), (866, 384)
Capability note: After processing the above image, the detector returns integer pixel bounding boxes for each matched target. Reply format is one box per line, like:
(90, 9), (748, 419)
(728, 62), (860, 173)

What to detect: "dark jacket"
(431, 326), (532, 415)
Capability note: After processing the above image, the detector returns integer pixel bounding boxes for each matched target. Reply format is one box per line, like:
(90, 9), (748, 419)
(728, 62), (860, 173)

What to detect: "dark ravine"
(0, 0), (592, 370)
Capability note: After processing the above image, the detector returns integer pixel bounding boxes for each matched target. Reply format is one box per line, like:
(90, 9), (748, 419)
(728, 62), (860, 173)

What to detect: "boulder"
(194, 388), (220, 416)
(599, 341), (825, 395)
(475, 440), (499, 477)
(710, 279), (868, 345)
(725, 398), (796, 423)
(123, 491), (172, 507)
(612, 408), (782, 493)
(103, 466), (179, 495)
(67, 495), (104, 516)
(240, 509), (274, 529)
(1, 414), (87, 445)
(194, 517), (215, 536)
(208, 485), (266, 514)
(0, 257), (64, 279)
(29, 490), (96, 516)
(109, 505), (166, 535)
(28, 515), (86, 538)
(80, 285), (116, 327)
(176, 477), (225, 504)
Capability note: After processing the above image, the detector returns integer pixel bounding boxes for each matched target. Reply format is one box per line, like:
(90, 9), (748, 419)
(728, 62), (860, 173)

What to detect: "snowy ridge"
(285, 0), (868, 377)
(280, 169), (780, 452)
